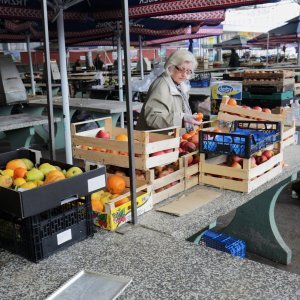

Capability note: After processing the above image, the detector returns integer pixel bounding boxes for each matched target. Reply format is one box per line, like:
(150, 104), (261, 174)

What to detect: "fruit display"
(92, 172), (152, 230)
(199, 120), (281, 159)
(72, 117), (180, 170)
(217, 99), (296, 149)
(199, 144), (283, 193)
(0, 149), (106, 218)
(0, 158), (83, 191)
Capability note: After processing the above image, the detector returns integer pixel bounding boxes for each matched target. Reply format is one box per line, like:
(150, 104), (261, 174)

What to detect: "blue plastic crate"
(201, 230), (246, 258)
(190, 79), (210, 88)
(199, 120), (281, 158)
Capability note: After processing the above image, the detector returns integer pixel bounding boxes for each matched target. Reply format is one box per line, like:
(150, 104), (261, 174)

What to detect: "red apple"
(230, 155), (243, 164)
(192, 155), (200, 164)
(190, 134), (199, 147)
(262, 149), (274, 159)
(187, 155), (193, 166)
(151, 150), (165, 157)
(96, 130), (110, 139)
(255, 155), (268, 165)
(262, 108), (272, 114)
(158, 170), (170, 178)
(182, 141), (196, 153)
(231, 162), (242, 169)
(252, 106), (263, 112)
(164, 149), (173, 153)
(180, 141), (188, 148)
(242, 105), (251, 110)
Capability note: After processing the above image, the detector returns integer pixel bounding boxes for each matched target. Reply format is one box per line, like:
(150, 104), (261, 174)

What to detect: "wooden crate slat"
(152, 181), (185, 205)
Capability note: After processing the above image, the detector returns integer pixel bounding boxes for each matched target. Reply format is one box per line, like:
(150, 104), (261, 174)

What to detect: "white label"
(57, 229), (72, 245)
(88, 174), (106, 192)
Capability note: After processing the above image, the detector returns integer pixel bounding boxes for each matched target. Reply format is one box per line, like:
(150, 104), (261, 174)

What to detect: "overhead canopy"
(213, 35), (250, 49)
(0, 0), (280, 22)
(248, 16), (300, 46)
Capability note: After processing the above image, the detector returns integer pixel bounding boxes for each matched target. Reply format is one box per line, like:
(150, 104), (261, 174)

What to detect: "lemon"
(13, 178), (26, 187)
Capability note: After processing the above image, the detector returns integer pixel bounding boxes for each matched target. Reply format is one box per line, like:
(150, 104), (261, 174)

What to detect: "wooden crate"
(148, 159), (185, 205)
(92, 173), (152, 231)
(243, 69), (295, 79)
(182, 151), (200, 190)
(243, 78), (295, 87)
(71, 117), (180, 170)
(199, 145), (283, 193)
(217, 101), (295, 149)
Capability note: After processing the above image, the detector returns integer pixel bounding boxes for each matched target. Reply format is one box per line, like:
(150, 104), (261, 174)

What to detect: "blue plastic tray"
(199, 120), (281, 158)
(201, 230), (246, 258)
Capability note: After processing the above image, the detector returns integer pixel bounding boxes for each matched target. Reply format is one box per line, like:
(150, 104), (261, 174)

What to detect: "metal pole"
(117, 22), (124, 128)
(297, 41), (300, 65)
(57, 8), (73, 164)
(41, 0), (56, 160)
(121, 0), (137, 225)
(266, 32), (270, 68)
(26, 35), (35, 96)
(139, 35), (144, 80)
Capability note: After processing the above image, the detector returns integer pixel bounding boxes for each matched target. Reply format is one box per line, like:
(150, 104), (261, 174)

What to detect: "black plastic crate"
(0, 149), (106, 218)
(200, 230), (246, 258)
(199, 120), (281, 158)
(0, 196), (93, 262)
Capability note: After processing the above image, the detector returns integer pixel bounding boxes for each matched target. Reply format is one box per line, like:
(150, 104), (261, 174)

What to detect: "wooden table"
(0, 113), (59, 150)
(25, 97), (142, 149)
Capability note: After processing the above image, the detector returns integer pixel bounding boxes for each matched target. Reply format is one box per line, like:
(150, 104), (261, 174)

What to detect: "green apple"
(66, 166), (83, 178)
(21, 158), (34, 170)
(38, 163), (57, 176)
(25, 168), (44, 182)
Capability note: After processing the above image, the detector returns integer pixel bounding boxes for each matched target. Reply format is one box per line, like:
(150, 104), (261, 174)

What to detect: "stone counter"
(139, 145), (300, 240)
(1, 226), (300, 300)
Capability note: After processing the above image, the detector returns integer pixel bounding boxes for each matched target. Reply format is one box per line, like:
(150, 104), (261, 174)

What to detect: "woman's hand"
(183, 113), (202, 125)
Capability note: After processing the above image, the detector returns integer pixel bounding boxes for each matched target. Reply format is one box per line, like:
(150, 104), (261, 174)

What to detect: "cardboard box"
(211, 81), (243, 101)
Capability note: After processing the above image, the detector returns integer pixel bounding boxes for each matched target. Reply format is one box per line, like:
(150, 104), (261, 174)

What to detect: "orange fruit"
(187, 130), (196, 137)
(182, 133), (192, 140)
(13, 167), (27, 179)
(227, 98), (237, 106)
(91, 198), (104, 212)
(106, 175), (126, 194)
(6, 159), (27, 171)
(115, 134), (128, 141)
(213, 128), (222, 133)
(195, 112), (204, 121)
(115, 197), (130, 207)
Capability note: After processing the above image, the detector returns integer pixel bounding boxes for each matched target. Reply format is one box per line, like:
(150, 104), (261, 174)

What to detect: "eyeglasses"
(174, 65), (193, 76)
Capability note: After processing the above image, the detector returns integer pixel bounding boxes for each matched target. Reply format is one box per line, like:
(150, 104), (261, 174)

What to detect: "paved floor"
(1, 139), (300, 276)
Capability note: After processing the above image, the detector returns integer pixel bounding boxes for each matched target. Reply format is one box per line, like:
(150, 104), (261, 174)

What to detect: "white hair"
(164, 49), (198, 76)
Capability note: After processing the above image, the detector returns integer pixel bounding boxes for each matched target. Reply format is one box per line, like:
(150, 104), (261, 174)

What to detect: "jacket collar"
(162, 73), (182, 96)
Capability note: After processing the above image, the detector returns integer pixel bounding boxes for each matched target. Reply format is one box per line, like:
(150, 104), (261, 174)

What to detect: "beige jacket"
(136, 73), (189, 131)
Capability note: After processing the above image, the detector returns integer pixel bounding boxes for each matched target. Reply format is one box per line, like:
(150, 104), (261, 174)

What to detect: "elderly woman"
(136, 49), (202, 131)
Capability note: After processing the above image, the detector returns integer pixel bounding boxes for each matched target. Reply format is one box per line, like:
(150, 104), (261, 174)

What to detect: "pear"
(38, 163), (57, 176)
(21, 158), (34, 170)
(65, 166), (83, 178)
(25, 168), (44, 182)
(0, 175), (13, 188)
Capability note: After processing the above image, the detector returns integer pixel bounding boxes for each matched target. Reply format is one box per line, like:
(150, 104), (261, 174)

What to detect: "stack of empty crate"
(242, 69), (295, 109)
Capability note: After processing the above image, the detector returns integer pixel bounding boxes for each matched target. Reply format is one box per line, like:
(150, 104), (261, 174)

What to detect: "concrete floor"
(1, 139), (300, 276)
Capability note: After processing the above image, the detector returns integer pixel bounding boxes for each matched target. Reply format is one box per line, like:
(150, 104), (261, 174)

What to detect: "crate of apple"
(227, 149), (275, 169)
(72, 117), (180, 170)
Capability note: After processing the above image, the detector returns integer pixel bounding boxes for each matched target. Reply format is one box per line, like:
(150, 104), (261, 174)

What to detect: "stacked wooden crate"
(242, 69), (295, 109)
(71, 117), (184, 206)
(217, 99), (296, 149)
(198, 120), (283, 193)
